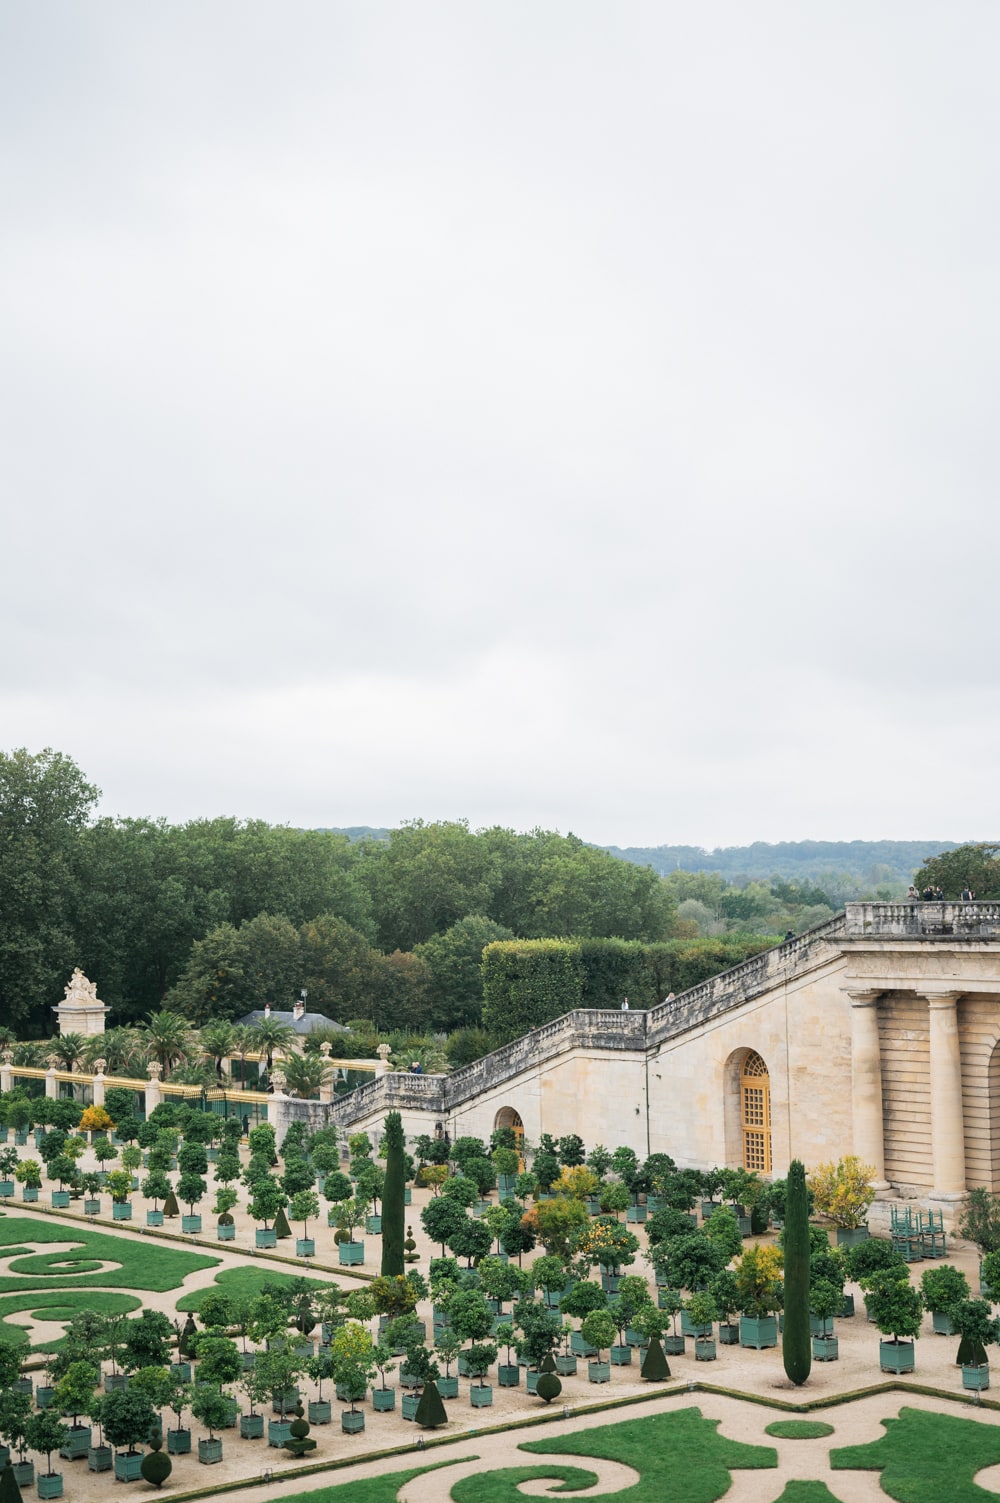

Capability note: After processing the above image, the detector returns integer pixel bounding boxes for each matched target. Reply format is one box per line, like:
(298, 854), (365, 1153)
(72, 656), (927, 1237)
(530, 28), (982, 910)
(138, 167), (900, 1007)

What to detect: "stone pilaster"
(847, 989), (889, 1190)
(924, 990), (967, 1200)
(145, 1061), (162, 1117)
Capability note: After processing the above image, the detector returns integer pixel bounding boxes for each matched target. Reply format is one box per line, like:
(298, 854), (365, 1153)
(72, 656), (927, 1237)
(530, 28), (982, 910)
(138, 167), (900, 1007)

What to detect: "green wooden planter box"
(104, 1373), (128, 1392)
(88, 1445), (113, 1472)
(497, 1364), (521, 1387)
(525, 1369), (541, 1394)
(114, 1451), (144, 1481)
(167, 1428), (191, 1454)
(813, 1335), (839, 1361)
(662, 1334), (686, 1356)
(555, 1354), (578, 1376)
(51, 1191), (71, 1209)
(470, 1384), (494, 1407)
(600, 1273), (622, 1294)
(268, 1421), (292, 1447)
(308, 1400), (331, 1425)
(0, 1180), (16, 1198)
(371, 1387), (396, 1411)
(338, 1240), (364, 1266)
(36, 1386), (55, 1409)
(22, 1186), (39, 1201)
(625, 1326), (648, 1349)
(146, 1210), (164, 1227)
(695, 1337), (717, 1361)
(296, 1238), (316, 1258)
(401, 1394), (420, 1422)
(681, 1311), (712, 1338)
(437, 1375), (459, 1399)
(37, 1473), (63, 1499)
(169, 1363), (191, 1383)
(198, 1438), (223, 1464)
(59, 1426), (91, 1460)
(271, 1387), (299, 1414)
(112, 1202), (132, 1221)
(219, 1399), (238, 1429)
(839, 1292), (855, 1317)
(12, 1463), (34, 1489)
(217, 1222), (235, 1240)
(626, 1203), (647, 1224)
(240, 1414), (264, 1439)
(13, 1379), (32, 1397)
(404, 1187), (412, 1204)
(570, 1331), (598, 1357)
(256, 1228), (277, 1249)
(610, 1345), (632, 1365)
(366, 1215), (382, 1235)
(880, 1339), (915, 1374)
(182, 1214), (202, 1234)
(963, 1364), (990, 1391)
(836, 1225), (870, 1249)
(719, 1322), (740, 1345)
(740, 1316), (778, 1349)
(341, 1410), (365, 1434)
(737, 1215), (752, 1237)
(588, 1361), (611, 1383)
(932, 1311), (956, 1335)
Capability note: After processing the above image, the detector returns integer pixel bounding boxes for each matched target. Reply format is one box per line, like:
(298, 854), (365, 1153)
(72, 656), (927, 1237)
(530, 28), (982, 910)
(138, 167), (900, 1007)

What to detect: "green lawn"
(452, 1467), (600, 1503)
(0, 1290), (142, 1348)
(766, 1421), (835, 1440)
(773, 1487), (845, 1502)
(280, 1461), (466, 1503)
(831, 1405), (1000, 1503)
(512, 1407), (776, 1503)
(0, 1217), (218, 1293)
(176, 1265), (331, 1311)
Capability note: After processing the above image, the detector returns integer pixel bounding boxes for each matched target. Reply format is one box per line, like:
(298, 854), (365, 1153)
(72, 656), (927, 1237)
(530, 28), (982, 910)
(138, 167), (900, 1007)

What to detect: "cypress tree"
(381, 1111), (405, 1277)
(0, 1465), (24, 1503)
(782, 1157), (811, 1386)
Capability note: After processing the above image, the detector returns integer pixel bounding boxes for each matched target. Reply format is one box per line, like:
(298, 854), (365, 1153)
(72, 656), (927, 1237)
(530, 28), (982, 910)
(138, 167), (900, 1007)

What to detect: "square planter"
(695, 1337), (717, 1361)
(198, 1438), (223, 1464)
(371, 1387), (396, 1412)
(37, 1474), (63, 1499)
(963, 1364), (990, 1391)
(813, 1335), (839, 1361)
(255, 1228), (277, 1249)
(555, 1355), (578, 1376)
(338, 1240), (364, 1266)
(839, 1293), (856, 1318)
(0, 1180), (16, 1198)
(600, 1274), (622, 1295)
(271, 1388), (299, 1414)
(625, 1326), (648, 1349)
(470, 1384), (494, 1407)
(719, 1322), (741, 1345)
(308, 1400), (332, 1425)
(146, 1210), (164, 1227)
(626, 1204), (648, 1224)
(701, 1200), (720, 1219)
(88, 1445), (113, 1472)
(880, 1339), (915, 1374)
(267, 1421), (292, 1447)
(740, 1315), (778, 1350)
(932, 1311), (956, 1335)
(610, 1345), (633, 1366)
(13, 1379), (33, 1397)
(36, 1387), (55, 1410)
(681, 1311), (712, 1338)
(51, 1191), (71, 1209)
(182, 1215), (202, 1234)
(59, 1426), (91, 1460)
(112, 1202), (132, 1221)
(365, 1215), (382, 1235)
(587, 1361), (611, 1384)
(662, 1334), (686, 1356)
(240, 1414), (264, 1439)
(296, 1238), (316, 1258)
(525, 1369), (541, 1394)
(22, 1186), (39, 1201)
(398, 1366), (419, 1390)
(497, 1364), (521, 1387)
(836, 1226), (870, 1249)
(737, 1216), (752, 1237)
(570, 1331), (598, 1358)
(12, 1463), (34, 1489)
(114, 1451), (144, 1481)
(341, 1410), (365, 1434)
(401, 1394), (421, 1422)
(169, 1363), (191, 1383)
(219, 1399), (238, 1429)
(217, 1222), (236, 1241)
(405, 1187), (412, 1205)
(437, 1375), (459, 1399)
(104, 1373), (128, 1392)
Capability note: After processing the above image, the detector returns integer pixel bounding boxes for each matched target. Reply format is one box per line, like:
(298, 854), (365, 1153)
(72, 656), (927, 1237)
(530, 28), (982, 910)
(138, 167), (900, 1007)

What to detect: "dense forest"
(6, 749), (972, 1049)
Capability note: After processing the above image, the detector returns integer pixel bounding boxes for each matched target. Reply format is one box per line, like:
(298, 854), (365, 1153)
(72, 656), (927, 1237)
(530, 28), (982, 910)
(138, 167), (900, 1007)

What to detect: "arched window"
(494, 1107), (525, 1156)
(741, 1051), (772, 1174)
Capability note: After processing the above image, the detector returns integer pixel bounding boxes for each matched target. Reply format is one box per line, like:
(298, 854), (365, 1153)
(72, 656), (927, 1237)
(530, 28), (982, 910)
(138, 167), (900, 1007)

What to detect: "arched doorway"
(494, 1106), (525, 1159)
(740, 1051), (772, 1174)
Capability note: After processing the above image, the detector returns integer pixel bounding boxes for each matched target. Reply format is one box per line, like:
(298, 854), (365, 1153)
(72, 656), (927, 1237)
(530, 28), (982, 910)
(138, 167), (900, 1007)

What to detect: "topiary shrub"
(640, 1337), (670, 1381)
(140, 1446), (172, 1488)
(535, 1372), (562, 1403)
(413, 1379), (448, 1428)
(782, 1159), (811, 1386)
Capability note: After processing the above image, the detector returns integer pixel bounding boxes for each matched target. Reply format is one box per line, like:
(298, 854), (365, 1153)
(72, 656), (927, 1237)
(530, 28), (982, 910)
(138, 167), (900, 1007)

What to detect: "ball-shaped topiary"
(535, 1372), (562, 1403)
(140, 1436), (172, 1489)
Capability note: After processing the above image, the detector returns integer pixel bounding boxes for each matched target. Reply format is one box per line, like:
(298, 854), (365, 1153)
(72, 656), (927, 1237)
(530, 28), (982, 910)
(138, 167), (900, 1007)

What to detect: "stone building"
(274, 902), (1000, 1224)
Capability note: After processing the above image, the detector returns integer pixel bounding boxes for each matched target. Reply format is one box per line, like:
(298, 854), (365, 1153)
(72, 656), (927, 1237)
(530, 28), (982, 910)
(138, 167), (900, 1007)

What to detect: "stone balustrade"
(844, 901), (1000, 937)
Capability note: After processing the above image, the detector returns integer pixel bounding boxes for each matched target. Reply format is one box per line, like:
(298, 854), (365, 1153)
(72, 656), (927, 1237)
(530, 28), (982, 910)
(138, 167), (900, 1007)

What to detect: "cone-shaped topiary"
(381, 1111), (406, 1277)
(782, 1158), (811, 1387)
(535, 1372), (562, 1403)
(140, 1450), (172, 1487)
(640, 1337), (671, 1381)
(539, 1352), (557, 1374)
(162, 1190), (179, 1218)
(414, 1379), (448, 1428)
(274, 1205), (292, 1239)
(179, 1314), (197, 1357)
(0, 1465), (25, 1503)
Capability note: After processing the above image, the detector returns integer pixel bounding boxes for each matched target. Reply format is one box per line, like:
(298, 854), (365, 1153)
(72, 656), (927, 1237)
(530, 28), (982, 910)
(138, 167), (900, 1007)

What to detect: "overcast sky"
(3, 4), (998, 848)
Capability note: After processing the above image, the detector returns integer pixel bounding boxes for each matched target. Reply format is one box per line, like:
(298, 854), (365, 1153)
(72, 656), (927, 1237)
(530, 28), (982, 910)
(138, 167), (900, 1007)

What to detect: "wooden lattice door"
(741, 1051), (772, 1174)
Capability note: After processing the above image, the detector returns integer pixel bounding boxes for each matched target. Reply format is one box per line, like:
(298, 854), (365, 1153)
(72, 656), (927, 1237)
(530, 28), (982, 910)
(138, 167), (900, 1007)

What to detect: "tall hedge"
(782, 1158), (811, 1386)
(380, 1110), (405, 1276)
(482, 935), (775, 1041)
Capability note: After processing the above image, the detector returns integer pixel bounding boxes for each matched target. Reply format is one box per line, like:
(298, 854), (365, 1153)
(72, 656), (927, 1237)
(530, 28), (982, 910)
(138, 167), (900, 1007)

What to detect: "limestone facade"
(274, 902), (1000, 1216)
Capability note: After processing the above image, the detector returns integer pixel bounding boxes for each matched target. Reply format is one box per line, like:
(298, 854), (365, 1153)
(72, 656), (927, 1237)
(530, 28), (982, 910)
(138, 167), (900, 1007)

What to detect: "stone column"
(145, 1061), (162, 1117)
(847, 990), (889, 1191)
(91, 1061), (106, 1111)
(376, 1043), (392, 1076)
(924, 990), (967, 1201)
(45, 1066), (58, 1101)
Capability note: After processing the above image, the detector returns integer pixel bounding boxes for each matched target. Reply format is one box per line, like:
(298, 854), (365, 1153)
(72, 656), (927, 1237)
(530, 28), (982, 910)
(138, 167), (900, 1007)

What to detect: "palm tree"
(49, 1032), (88, 1071)
(252, 1018), (296, 1072)
(13, 1040), (50, 1068)
(138, 1011), (194, 1080)
(199, 1021), (236, 1080)
(281, 1052), (332, 1100)
(84, 1028), (142, 1076)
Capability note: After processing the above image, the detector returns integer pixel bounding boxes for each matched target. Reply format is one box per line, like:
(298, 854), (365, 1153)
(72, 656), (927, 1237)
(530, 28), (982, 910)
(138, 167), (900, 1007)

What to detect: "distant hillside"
(600, 840), (958, 885)
(326, 826), (391, 843)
